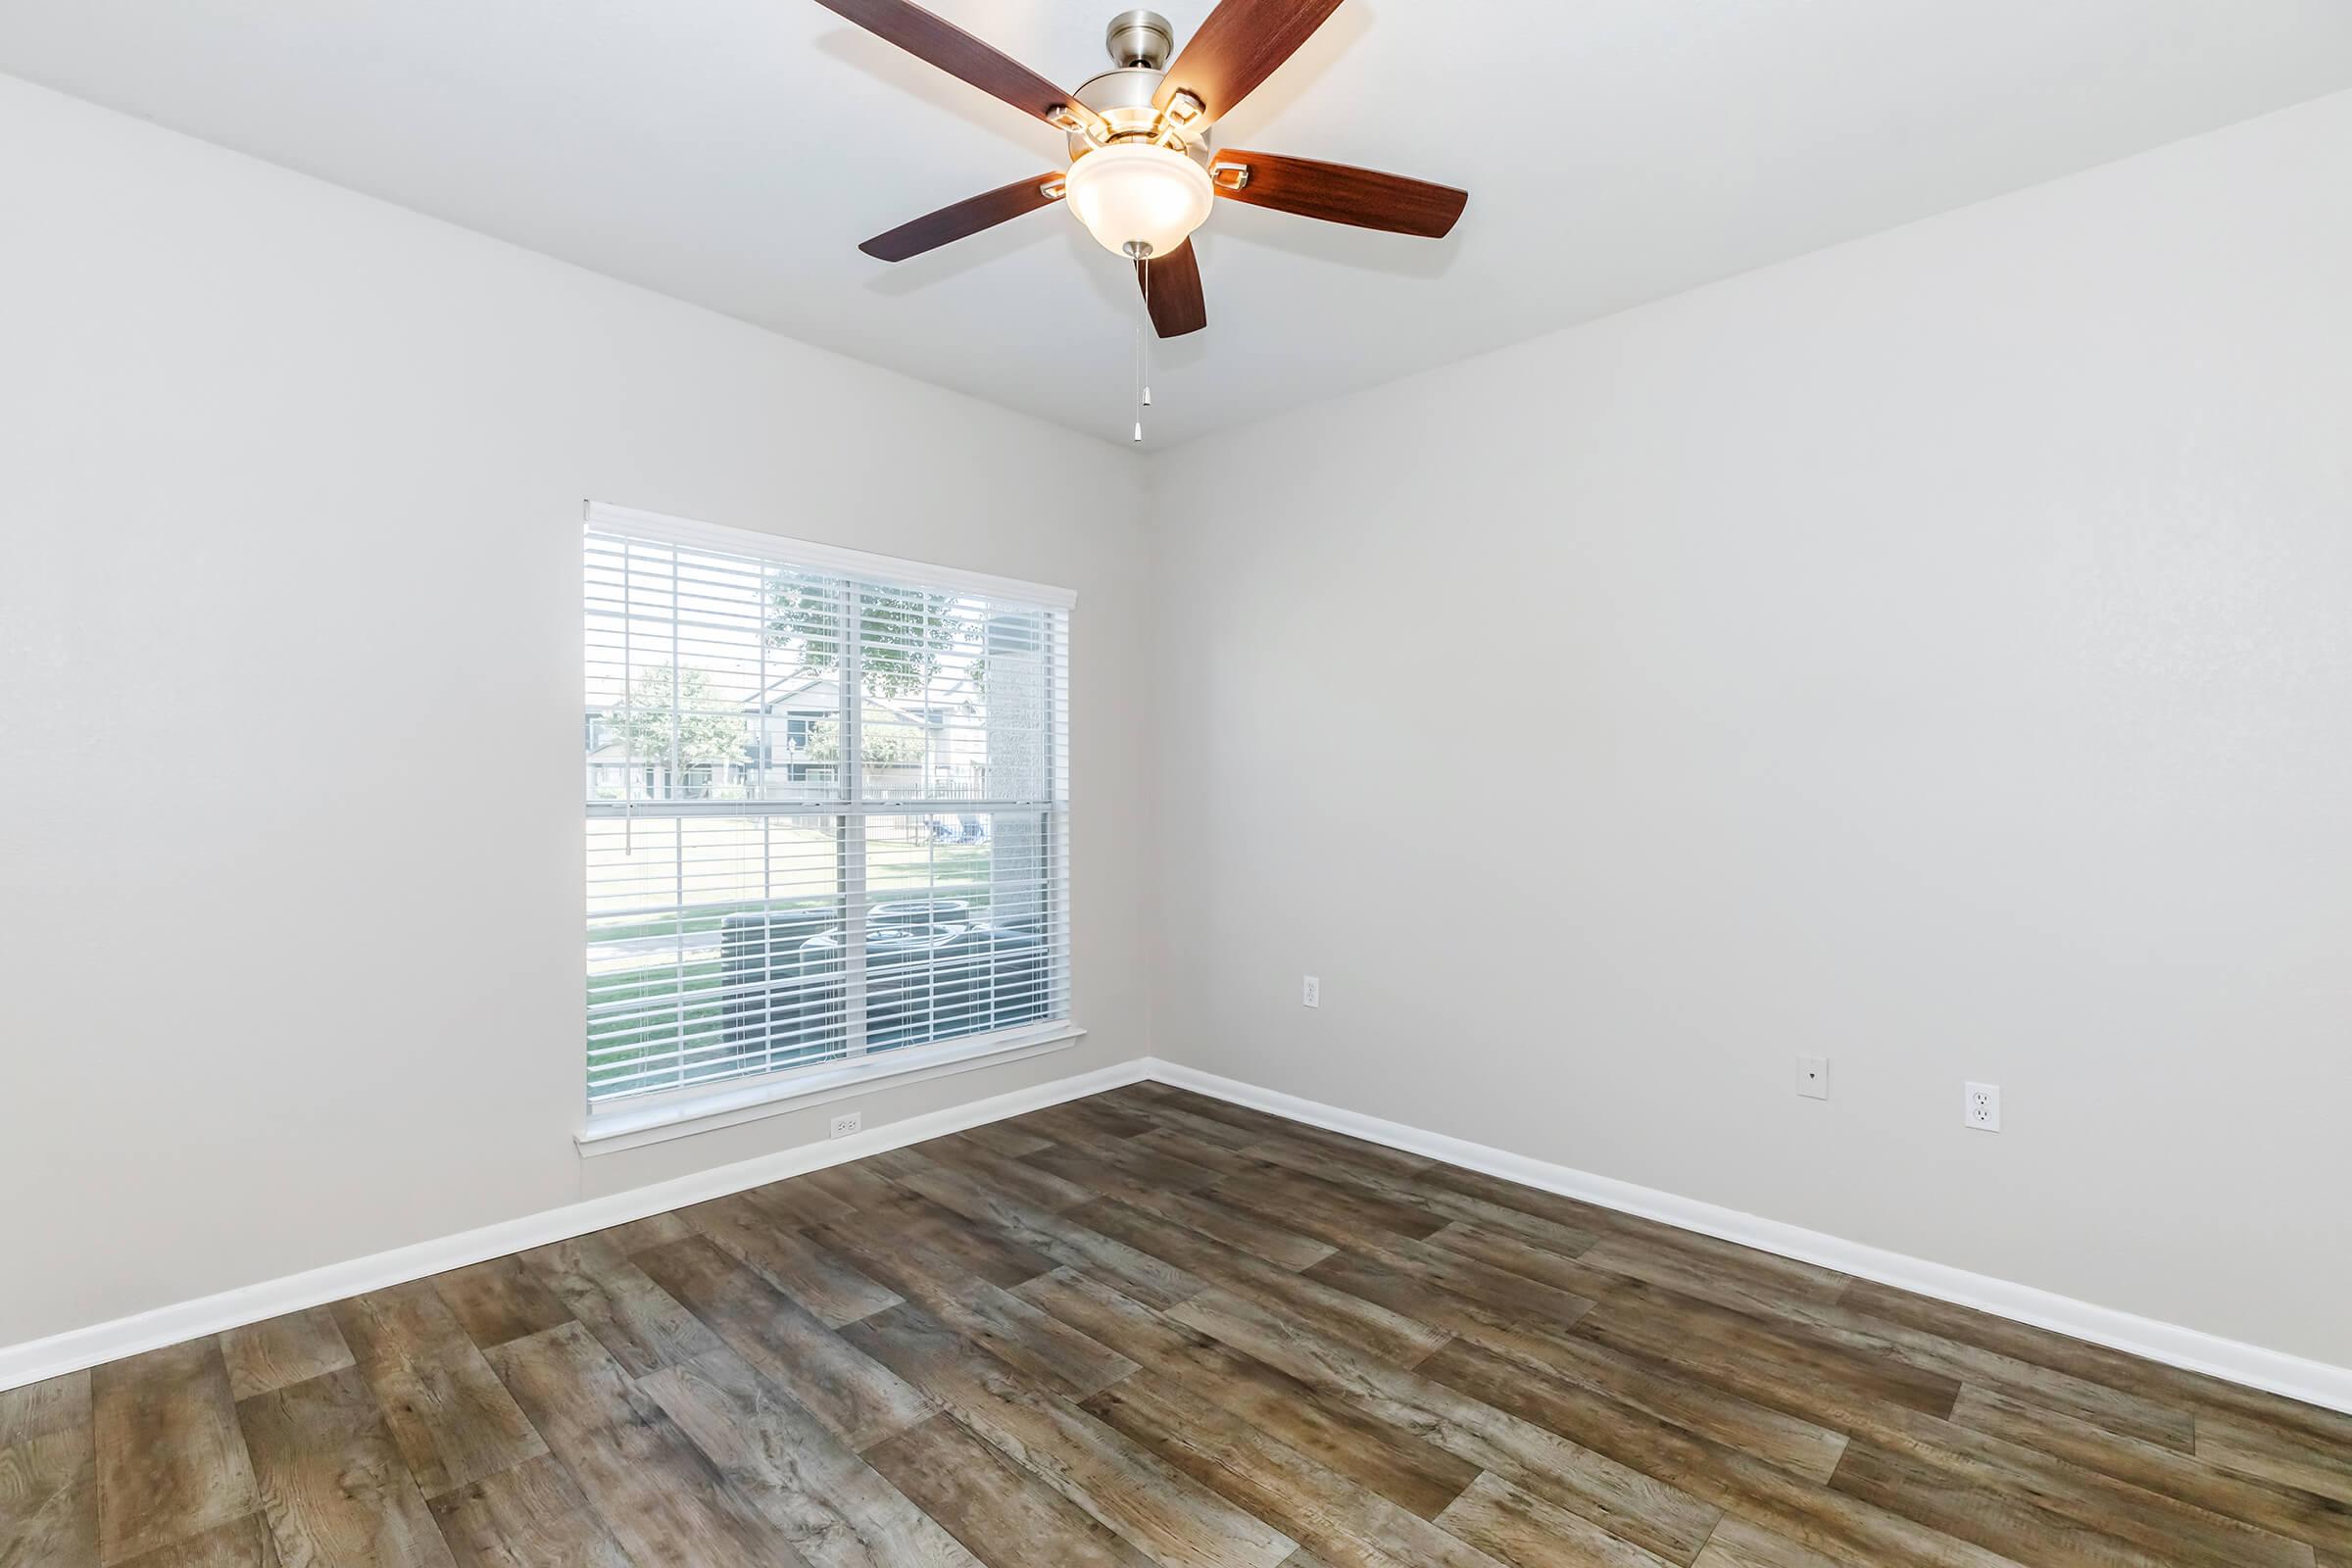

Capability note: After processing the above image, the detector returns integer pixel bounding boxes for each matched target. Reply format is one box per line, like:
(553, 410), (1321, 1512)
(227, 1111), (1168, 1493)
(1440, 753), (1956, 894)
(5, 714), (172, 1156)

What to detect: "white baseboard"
(11, 1052), (2349, 1420)
(0, 1058), (1147, 1393)
(1140, 1057), (2352, 1417)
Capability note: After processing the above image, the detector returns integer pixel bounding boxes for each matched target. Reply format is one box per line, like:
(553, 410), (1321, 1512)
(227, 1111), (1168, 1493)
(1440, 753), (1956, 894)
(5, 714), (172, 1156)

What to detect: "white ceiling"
(4, 2), (2348, 447)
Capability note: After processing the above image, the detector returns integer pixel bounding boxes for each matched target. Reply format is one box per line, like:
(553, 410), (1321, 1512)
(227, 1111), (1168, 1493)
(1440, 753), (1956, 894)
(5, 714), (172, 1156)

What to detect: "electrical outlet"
(1964, 1083), (2000, 1132)
(829, 1111), (861, 1139)
(1797, 1054), (1830, 1101)
(1301, 975), (1320, 1007)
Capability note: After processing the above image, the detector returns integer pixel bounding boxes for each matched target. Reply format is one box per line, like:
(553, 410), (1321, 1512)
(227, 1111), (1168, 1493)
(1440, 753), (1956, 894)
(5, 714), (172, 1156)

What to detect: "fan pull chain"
(1132, 255), (1147, 443)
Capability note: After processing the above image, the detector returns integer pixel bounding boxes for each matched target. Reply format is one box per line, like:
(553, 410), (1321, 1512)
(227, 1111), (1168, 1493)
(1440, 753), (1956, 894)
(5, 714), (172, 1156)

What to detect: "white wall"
(1149, 90), (2352, 1367)
(8, 59), (2350, 1380)
(0, 74), (1153, 1348)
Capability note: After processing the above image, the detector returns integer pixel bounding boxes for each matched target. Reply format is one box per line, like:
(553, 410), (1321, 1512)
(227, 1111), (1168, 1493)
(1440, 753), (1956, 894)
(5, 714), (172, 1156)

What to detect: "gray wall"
(0, 74), (1154, 1348)
(1148, 90), (2352, 1366)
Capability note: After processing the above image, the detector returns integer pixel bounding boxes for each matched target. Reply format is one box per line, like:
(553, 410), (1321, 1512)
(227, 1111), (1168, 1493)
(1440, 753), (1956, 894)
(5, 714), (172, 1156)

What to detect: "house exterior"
(583, 666), (988, 805)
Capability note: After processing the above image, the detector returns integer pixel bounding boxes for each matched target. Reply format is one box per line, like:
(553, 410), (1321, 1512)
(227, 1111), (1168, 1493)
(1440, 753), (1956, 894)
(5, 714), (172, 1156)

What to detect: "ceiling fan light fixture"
(1064, 143), (1214, 259)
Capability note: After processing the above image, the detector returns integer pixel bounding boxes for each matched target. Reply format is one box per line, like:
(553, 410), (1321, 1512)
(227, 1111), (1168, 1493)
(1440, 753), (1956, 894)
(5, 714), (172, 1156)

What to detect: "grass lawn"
(584, 834), (1000, 1097)
(587, 836), (995, 945)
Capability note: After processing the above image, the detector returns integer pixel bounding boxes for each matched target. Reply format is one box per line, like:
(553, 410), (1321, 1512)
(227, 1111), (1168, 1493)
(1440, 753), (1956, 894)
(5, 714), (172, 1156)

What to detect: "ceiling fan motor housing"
(1066, 12), (1214, 170)
(1066, 68), (1212, 162)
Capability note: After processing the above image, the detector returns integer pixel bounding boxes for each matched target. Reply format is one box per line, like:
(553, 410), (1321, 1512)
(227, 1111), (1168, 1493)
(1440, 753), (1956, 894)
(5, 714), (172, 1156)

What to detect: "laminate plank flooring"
(424, 1453), (629, 1568)
(217, 1312), (353, 1407)
(326, 1286), (545, 1500)
(13, 1083), (2352, 1567)
(234, 1367), (451, 1567)
(90, 1341), (257, 1564)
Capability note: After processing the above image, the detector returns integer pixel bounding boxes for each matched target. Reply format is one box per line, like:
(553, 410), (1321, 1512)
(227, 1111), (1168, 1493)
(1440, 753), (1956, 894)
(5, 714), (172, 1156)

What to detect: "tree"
(766, 575), (980, 700)
(606, 663), (744, 783)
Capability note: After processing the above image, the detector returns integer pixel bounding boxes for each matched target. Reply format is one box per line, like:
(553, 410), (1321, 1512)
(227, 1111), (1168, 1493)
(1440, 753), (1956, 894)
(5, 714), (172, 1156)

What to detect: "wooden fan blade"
(1152, 0), (1347, 122)
(859, 173), (1064, 262)
(1210, 151), (1466, 237)
(1136, 240), (1206, 337)
(812, 0), (1075, 126)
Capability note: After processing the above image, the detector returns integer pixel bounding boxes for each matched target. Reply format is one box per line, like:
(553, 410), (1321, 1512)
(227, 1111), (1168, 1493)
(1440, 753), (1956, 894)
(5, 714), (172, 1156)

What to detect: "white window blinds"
(583, 504), (1073, 1105)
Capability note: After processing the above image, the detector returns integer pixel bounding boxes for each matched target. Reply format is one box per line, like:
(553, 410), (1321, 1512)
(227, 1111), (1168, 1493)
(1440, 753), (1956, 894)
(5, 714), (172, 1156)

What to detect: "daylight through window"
(583, 506), (1072, 1105)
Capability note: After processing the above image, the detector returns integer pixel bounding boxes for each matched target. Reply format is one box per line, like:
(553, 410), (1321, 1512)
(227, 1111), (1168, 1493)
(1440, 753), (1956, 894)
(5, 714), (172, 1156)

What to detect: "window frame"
(577, 502), (1080, 1152)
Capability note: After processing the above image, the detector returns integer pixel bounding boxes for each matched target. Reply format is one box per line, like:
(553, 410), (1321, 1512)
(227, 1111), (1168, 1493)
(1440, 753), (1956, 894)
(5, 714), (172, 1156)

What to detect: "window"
(583, 504), (1072, 1109)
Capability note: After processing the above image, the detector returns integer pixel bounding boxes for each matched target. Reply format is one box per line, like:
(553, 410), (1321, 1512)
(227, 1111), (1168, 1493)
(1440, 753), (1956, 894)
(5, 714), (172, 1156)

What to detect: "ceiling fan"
(815, 0), (1468, 338)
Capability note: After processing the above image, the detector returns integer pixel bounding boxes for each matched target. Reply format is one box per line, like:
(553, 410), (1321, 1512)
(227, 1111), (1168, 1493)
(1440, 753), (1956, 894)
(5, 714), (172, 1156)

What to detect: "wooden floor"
(7, 1084), (2351, 1567)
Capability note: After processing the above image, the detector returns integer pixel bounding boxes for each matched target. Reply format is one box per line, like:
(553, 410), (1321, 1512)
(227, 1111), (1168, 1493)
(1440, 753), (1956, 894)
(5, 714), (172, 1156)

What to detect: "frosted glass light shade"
(1064, 143), (1214, 258)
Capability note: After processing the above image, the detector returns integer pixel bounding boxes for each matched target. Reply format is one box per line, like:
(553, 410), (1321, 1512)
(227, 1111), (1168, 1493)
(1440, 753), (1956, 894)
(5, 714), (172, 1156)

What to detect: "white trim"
(577, 1024), (1087, 1154)
(10, 1053), (2350, 1418)
(0, 1057), (1144, 1394)
(584, 501), (1078, 610)
(1137, 1058), (2352, 1417)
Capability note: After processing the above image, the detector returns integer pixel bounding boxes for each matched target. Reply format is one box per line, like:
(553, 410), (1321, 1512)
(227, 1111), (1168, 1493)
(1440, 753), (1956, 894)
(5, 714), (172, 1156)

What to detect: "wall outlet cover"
(829, 1111), (861, 1139)
(1798, 1054), (1830, 1101)
(1964, 1083), (2001, 1132)
(1302, 975), (1321, 1008)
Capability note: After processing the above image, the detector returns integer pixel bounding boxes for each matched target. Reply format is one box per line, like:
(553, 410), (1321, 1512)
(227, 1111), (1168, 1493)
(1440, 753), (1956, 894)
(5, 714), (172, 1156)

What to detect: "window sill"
(574, 1022), (1088, 1157)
